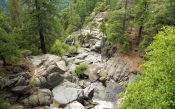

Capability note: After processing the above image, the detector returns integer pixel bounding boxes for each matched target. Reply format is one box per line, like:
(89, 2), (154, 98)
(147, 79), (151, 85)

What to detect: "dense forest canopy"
(0, 0), (175, 108)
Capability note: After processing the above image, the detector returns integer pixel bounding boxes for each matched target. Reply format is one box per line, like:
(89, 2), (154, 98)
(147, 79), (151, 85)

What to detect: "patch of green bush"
(51, 39), (80, 56)
(51, 40), (65, 56)
(68, 46), (77, 54)
(73, 64), (88, 77)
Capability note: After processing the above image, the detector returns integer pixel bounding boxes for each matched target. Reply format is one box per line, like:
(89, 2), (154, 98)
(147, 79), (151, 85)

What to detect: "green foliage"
(94, 1), (106, 13)
(106, 9), (126, 44)
(120, 41), (130, 54)
(123, 26), (175, 109)
(139, 35), (153, 53)
(59, 0), (99, 32)
(0, 95), (10, 109)
(21, 0), (62, 53)
(51, 40), (65, 56)
(99, 21), (106, 36)
(0, 12), (21, 64)
(68, 46), (77, 54)
(73, 63), (88, 77)
(51, 39), (78, 56)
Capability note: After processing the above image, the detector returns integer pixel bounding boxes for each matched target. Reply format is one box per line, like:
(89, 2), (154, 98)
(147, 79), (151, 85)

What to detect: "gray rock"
(38, 89), (52, 105)
(76, 53), (88, 59)
(22, 99), (29, 107)
(47, 72), (64, 88)
(36, 66), (46, 76)
(34, 78), (41, 87)
(56, 61), (68, 73)
(20, 64), (29, 70)
(78, 80), (88, 88)
(97, 69), (107, 81)
(85, 55), (98, 63)
(29, 95), (39, 107)
(29, 54), (61, 68)
(38, 76), (47, 87)
(11, 85), (31, 94)
(65, 75), (77, 83)
(0, 77), (19, 89)
(106, 53), (129, 82)
(15, 76), (27, 86)
(52, 81), (83, 105)
(85, 64), (101, 82)
(65, 101), (84, 109)
(106, 81), (124, 102)
(74, 59), (85, 64)
(84, 87), (94, 100)
(21, 72), (31, 79)
(68, 64), (77, 73)
(94, 40), (101, 49)
(45, 65), (60, 76)
(89, 82), (106, 100)
(22, 89), (52, 107)
(43, 59), (55, 68)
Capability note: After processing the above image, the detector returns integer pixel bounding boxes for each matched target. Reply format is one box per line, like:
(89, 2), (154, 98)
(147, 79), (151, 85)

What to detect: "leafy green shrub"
(51, 40), (65, 56)
(73, 64), (88, 77)
(68, 46), (77, 54)
(0, 95), (10, 109)
(62, 43), (69, 52)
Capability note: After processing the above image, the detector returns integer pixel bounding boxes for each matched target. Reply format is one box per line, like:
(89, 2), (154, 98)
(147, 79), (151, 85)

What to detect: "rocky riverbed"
(0, 11), (137, 109)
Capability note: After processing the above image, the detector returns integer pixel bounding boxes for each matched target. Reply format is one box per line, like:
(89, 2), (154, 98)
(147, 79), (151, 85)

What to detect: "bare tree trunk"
(136, 26), (143, 45)
(39, 29), (46, 54)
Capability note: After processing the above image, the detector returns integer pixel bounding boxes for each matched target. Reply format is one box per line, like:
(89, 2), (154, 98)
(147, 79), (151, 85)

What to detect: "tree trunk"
(35, 0), (46, 54)
(0, 55), (7, 66)
(136, 26), (143, 45)
(39, 29), (46, 54)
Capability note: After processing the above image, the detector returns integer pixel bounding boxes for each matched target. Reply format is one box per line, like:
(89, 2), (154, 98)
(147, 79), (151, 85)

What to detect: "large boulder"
(29, 54), (61, 68)
(45, 65), (61, 76)
(84, 64), (101, 82)
(47, 72), (64, 88)
(97, 69), (107, 81)
(52, 81), (84, 105)
(0, 77), (19, 89)
(22, 89), (52, 107)
(84, 87), (94, 100)
(106, 53), (130, 82)
(55, 61), (68, 73)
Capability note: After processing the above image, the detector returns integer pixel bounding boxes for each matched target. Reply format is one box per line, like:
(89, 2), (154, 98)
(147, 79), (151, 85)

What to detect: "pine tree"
(0, 12), (21, 66)
(22, 0), (60, 54)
